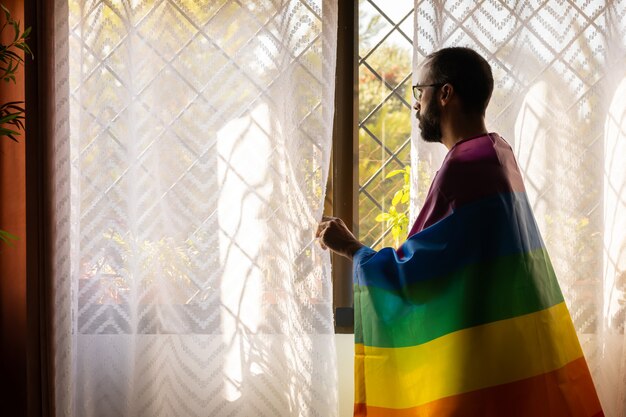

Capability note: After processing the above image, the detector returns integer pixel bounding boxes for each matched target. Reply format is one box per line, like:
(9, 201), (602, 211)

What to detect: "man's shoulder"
(437, 133), (524, 203)
(447, 134), (504, 163)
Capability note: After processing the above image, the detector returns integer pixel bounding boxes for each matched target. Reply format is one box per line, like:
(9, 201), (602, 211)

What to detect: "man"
(317, 47), (603, 416)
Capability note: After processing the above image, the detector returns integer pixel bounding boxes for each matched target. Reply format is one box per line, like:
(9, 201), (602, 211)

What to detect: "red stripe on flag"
(354, 357), (602, 417)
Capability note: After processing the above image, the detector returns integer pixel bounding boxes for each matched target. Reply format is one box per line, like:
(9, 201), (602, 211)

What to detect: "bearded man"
(317, 47), (603, 417)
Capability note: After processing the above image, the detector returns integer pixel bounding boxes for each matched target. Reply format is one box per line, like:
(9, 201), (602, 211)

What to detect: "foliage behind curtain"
(412, 1), (626, 415)
(52, 1), (338, 416)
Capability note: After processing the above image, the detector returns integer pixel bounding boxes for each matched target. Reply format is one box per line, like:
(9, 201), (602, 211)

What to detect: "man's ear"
(440, 83), (453, 105)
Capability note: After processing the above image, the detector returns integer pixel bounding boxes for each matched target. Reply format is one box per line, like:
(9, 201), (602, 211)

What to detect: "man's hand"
(316, 216), (364, 259)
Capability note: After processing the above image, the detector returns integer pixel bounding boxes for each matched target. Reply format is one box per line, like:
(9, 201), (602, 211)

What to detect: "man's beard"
(416, 95), (442, 143)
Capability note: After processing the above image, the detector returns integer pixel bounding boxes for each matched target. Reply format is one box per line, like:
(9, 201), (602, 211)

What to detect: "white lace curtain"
(51, 1), (338, 416)
(412, 1), (626, 415)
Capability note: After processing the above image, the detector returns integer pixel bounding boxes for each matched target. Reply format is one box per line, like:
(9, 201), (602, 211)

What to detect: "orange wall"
(0, 0), (27, 414)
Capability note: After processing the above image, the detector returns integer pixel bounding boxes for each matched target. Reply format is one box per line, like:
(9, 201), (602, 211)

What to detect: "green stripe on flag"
(354, 248), (564, 347)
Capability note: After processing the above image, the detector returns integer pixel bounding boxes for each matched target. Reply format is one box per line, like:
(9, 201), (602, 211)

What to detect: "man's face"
(414, 63), (443, 143)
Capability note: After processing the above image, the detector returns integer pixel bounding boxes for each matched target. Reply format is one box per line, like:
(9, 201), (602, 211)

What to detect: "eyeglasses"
(412, 83), (444, 101)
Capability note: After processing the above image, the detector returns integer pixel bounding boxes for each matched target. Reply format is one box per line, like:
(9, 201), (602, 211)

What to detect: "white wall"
(335, 334), (354, 417)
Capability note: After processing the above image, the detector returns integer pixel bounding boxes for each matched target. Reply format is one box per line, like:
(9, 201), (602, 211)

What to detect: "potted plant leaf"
(0, 3), (32, 246)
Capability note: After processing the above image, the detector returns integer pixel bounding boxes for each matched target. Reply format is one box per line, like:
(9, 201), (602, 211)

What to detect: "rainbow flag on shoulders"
(352, 133), (603, 417)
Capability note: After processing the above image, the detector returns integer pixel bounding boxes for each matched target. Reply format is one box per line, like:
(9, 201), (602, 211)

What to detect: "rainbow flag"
(352, 133), (603, 416)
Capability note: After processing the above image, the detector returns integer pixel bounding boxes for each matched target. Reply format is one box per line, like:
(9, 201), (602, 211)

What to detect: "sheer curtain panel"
(52, 1), (338, 416)
(412, 1), (626, 415)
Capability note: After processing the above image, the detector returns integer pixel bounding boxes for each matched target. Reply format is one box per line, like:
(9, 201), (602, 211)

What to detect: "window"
(357, 0), (414, 250)
(328, 0), (415, 332)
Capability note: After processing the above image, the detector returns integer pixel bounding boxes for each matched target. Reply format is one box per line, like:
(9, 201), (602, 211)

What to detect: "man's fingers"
(316, 221), (328, 238)
(317, 225), (329, 250)
(317, 215), (338, 237)
(322, 216), (348, 229)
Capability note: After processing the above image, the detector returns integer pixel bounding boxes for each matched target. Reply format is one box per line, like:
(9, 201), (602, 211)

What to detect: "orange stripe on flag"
(354, 357), (602, 417)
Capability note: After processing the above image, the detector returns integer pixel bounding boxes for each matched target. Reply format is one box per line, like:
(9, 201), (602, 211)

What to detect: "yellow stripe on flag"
(354, 302), (583, 409)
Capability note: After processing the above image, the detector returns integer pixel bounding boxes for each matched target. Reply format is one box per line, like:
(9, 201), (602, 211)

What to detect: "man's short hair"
(426, 47), (494, 116)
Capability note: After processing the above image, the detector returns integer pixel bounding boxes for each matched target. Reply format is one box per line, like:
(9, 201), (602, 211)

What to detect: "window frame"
(328, 0), (358, 334)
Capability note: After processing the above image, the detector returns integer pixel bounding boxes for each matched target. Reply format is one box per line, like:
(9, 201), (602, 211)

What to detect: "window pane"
(358, 0), (414, 249)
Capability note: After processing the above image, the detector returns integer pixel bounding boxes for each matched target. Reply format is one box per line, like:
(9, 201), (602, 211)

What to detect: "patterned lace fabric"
(412, 1), (626, 415)
(53, 1), (338, 416)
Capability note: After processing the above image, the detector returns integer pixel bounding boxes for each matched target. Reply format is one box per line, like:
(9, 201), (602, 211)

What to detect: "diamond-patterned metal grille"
(358, 0), (415, 249)
(70, 0), (331, 325)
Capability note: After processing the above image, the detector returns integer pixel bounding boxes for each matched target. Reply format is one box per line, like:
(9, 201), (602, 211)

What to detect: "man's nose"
(413, 101), (420, 112)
